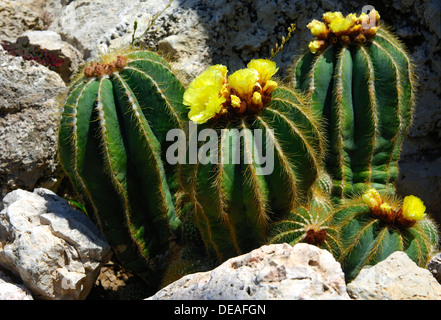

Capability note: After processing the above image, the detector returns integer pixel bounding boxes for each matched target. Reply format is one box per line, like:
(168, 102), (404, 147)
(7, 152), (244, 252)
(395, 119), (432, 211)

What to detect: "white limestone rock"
(0, 270), (33, 300)
(147, 243), (350, 300)
(0, 46), (66, 200)
(347, 251), (441, 300)
(0, 188), (112, 300)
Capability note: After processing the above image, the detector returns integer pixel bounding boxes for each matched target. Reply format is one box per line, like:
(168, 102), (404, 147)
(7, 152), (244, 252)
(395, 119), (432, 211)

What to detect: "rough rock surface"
(147, 243), (350, 300)
(10, 0), (72, 17)
(427, 252), (441, 283)
(0, 270), (33, 300)
(0, 188), (112, 300)
(0, 0), (44, 42)
(49, 0), (172, 61)
(347, 251), (441, 300)
(0, 46), (66, 200)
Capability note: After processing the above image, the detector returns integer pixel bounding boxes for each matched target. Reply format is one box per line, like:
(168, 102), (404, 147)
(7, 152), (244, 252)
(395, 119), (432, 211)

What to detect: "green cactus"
(58, 48), (187, 286)
(332, 188), (438, 281)
(181, 60), (325, 262)
(268, 187), (341, 258)
(292, 10), (417, 201)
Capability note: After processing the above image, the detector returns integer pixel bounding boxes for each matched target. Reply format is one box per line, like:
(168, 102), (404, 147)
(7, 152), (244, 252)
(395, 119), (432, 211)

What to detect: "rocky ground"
(0, 0), (440, 300)
(2, 189), (441, 300)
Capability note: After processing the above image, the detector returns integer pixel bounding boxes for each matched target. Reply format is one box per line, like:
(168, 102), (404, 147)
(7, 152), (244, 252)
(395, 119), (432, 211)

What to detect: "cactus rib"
(293, 24), (416, 200)
(58, 49), (187, 287)
(187, 85), (324, 262)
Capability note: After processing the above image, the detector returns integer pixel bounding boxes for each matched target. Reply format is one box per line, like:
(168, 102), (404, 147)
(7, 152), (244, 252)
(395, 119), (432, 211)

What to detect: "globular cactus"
(332, 188), (438, 281)
(181, 59), (325, 262)
(58, 48), (188, 286)
(268, 188), (341, 258)
(292, 10), (417, 201)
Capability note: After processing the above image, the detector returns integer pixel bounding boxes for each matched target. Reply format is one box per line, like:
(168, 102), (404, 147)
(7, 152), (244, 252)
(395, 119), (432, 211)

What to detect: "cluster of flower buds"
(307, 10), (380, 53)
(83, 55), (128, 78)
(183, 59), (278, 124)
(303, 228), (327, 246)
(362, 188), (426, 228)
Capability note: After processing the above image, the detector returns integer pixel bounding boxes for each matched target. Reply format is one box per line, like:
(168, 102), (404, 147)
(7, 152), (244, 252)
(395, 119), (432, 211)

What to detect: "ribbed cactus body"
(293, 26), (416, 200)
(189, 86), (324, 262)
(268, 191), (340, 258)
(333, 197), (438, 281)
(58, 50), (187, 285)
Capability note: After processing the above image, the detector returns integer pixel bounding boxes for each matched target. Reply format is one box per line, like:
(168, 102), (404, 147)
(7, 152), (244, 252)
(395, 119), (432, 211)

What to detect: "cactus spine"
(268, 190), (341, 258)
(332, 189), (438, 281)
(58, 49), (187, 286)
(293, 11), (417, 201)
(181, 60), (325, 262)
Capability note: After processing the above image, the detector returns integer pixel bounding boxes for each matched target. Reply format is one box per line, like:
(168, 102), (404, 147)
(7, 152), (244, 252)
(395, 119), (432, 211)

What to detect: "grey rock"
(347, 251), (441, 300)
(9, 0), (72, 18)
(0, 188), (112, 300)
(147, 243), (350, 300)
(49, 0), (171, 60)
(427, 252), (441, 283)
(0, 46), (66, 200)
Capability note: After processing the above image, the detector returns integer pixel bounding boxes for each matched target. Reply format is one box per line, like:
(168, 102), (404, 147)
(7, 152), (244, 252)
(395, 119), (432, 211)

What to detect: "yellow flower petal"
(380, 203), (392, 216)
(184, 64), (227, 124)
(307, 19), (328, 39)
(230, 94), (241, 108)
(362, 188), (382, 210)
(263, 80), (278, 95)
(402, 195), (426, 221)
(247, 59), (279, 84)
(345, 13), (358, 23)
(211, 64), (228, 78)
(308, 40), (325, 53)
(358, 12), (370, 25)
(252, 91), (262, 105)
(329, 17), (354, 34)
(228, 68), (259, 98)
(323, 11), (344, 25)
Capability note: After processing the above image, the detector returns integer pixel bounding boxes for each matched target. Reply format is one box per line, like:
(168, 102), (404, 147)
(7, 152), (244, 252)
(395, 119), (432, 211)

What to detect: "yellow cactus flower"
(349, 24), (363, 34)
(247, 59), (279, 84)
(358, 12), (370, 25)
(252, 91), (262, 105)
(307, 19), (329, 39)
(364, 26), (378, 38)
(358, 10), (380, 29)
(308, 40), (326, 53)
(228, 68), (259, 98)
(362, 188), (382, 211)
(307, 10), (380, 48)
(263, 80), (278, 95)
(371, 9), (380, 24)
(380, 202), (392, 216)
(345, 13), (358, 24)
(323, 11), (344, 24)
(329, 17), (354, 34)
(230, 94), (242, 108)
(184, 64), (228, 124)
(402, 195), (426, 221)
